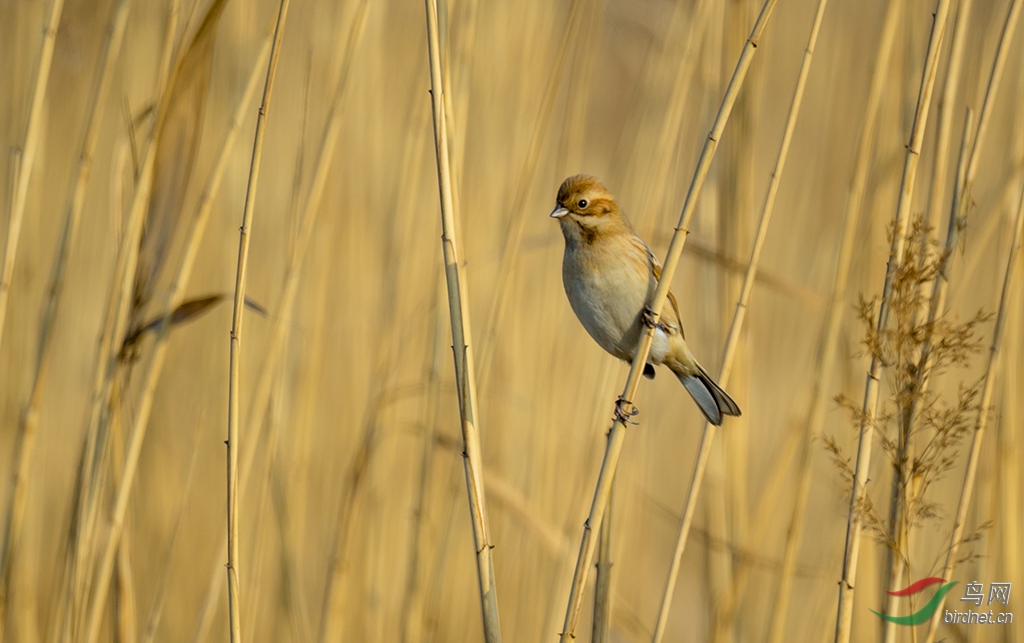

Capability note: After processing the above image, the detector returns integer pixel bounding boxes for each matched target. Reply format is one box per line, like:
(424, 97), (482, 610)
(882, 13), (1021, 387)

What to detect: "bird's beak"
(550, 205), (569, 219)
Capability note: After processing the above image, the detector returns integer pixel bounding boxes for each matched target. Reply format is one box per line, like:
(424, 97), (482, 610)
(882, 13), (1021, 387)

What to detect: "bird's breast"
(561, 238), (653, 360)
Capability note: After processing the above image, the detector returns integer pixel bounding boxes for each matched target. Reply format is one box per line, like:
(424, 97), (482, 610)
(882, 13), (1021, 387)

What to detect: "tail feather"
(677, 364), (741, 426)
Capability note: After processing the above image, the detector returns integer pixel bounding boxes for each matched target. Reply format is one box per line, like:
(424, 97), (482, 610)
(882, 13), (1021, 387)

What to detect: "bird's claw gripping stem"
(642, 306), (665, 331)
(614, 396), (639, 425)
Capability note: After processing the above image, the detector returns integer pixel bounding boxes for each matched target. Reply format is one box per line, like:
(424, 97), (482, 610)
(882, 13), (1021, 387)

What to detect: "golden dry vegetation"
(0, 0), (1022, 641)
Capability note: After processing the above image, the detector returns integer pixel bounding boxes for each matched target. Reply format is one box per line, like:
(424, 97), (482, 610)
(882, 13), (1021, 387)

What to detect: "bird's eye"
(577, 199), (588, 209)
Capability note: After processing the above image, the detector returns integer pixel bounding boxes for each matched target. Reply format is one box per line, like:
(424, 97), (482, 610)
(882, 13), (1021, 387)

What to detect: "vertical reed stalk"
(424, 0), (502, 640)
(558, 1), (778, 639)
(0, 0), (64, 352)
(193, 6), (370, 639)
(226, 3), (290, 641)
(833, 1), (952, 640)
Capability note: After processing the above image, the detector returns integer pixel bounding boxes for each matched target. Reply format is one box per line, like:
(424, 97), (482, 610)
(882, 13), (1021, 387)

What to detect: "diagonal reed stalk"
(0, 0), (64, 353)
(425, 0), (502, 639)
(558, 1), (778, 639)
(225, 2), (290, 641)
(923, 141), (1024, 643)
(647, 0), (827, 637)
(833, 1), (953, 640)
(0, 0), (131, 637)
(767, 1), (902, 639)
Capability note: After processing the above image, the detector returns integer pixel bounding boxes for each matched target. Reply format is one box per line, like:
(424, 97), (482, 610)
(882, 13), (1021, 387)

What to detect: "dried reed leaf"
(133, 0), (228, 318)
(121, 293), (267, 353)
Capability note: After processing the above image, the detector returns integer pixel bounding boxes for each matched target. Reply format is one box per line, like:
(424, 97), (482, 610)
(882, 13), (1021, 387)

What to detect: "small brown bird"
(551, 174), (741, 426)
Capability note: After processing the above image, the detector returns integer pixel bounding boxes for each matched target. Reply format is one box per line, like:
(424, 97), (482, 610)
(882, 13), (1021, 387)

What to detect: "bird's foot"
(614, 396), (639, 425)
(641, 306), (666, 332)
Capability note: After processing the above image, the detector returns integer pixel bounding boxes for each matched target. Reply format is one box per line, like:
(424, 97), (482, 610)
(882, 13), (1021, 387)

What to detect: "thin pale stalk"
(156, 0), (181, 97)
(318, 86), (427, 643)
(140, 415), (205, 643)
(834, 1), (952, 640)
(654, 0), (827, 638)
(0, 0), (65, 351)
(960, 0), (1022, 202)
(610, 0), (700, 191)
(425, 0), (502, 639)
(632, 0), (713, 224)
(193, 6), (370, 639)
(0, 2), (131, 636)
(592, 476), (614, 643)
(924, 0), (971, 241)
(994, 61), (1024, 635)
(559, 1), (778, 639)
(923, 152), (1024, 643)
(767, 3), (903, 639)
(400, 273), (446, 643)
(226, 3), (290, 641)
(0, 149), (21, 639)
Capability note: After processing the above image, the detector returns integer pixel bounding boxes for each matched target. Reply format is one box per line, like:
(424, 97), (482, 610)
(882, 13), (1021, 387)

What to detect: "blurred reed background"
(0, 0), (1021, 641)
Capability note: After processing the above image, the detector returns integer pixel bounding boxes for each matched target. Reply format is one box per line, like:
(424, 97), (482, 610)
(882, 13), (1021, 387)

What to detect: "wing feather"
(643, 241), (684, 339)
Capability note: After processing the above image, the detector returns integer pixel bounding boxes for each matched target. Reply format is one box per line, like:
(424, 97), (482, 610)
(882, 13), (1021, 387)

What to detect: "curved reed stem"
(225, 3), (290, 641)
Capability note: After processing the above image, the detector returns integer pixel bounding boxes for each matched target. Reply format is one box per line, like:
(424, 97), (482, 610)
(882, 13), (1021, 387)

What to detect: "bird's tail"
(676, 363), (741, 426)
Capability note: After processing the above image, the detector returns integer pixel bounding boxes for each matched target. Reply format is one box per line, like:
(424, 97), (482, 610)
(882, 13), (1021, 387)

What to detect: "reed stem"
(424, 0), (502, 639)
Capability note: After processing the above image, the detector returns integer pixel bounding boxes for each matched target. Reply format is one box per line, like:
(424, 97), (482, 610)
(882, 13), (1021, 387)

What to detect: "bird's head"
(550, 174), (630, 243)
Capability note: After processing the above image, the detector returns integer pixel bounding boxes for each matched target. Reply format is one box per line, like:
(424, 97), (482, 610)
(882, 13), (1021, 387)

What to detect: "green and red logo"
(872, 577), (958, 625)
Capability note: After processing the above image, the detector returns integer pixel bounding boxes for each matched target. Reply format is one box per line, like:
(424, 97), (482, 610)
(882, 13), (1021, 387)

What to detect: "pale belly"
(562, 251), (671, 364)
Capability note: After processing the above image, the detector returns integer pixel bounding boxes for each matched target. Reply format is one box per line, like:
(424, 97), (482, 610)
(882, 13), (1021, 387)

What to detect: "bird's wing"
(646, 245), (684, 339)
